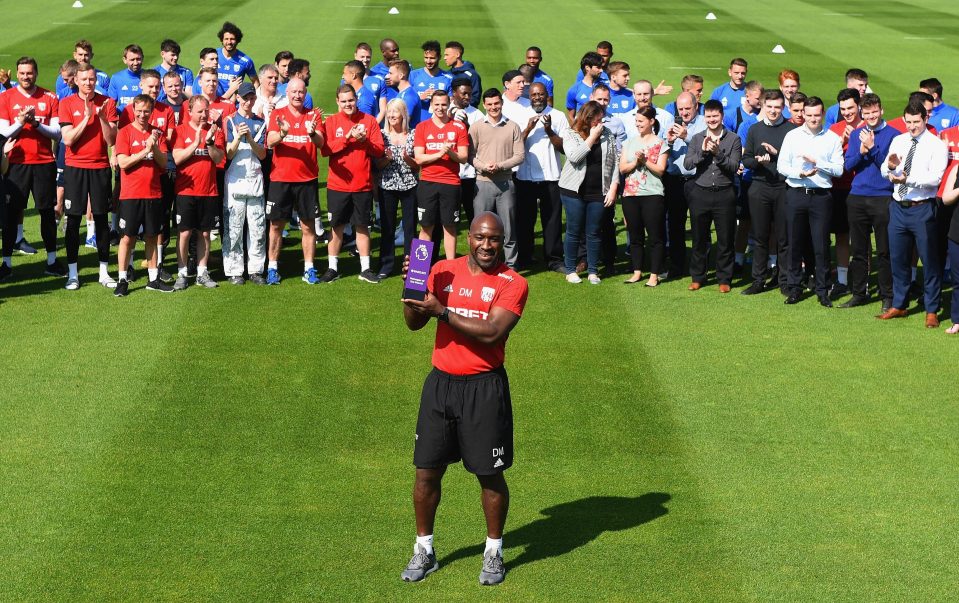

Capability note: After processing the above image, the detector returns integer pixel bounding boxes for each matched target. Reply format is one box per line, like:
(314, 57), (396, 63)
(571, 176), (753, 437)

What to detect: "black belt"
(896, 198), (933, 208)
(694, 183), (733, 191)
(793, 187), (829, 195)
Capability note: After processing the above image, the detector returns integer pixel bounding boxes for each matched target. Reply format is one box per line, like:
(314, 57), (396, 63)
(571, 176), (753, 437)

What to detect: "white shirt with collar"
(880, 129), (947, 201)
(517, 105), (569, 182)
(502, 95), (532, 125)
(777, 124), (844, 189)
(453, 105), (483, 179)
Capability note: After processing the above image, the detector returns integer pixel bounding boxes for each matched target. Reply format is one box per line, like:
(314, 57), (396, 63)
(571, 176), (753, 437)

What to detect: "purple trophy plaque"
(402, 238), (434, 301)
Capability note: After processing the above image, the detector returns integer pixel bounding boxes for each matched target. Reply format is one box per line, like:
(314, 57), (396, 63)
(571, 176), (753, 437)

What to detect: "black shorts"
(413, 366), (513, 475)
(118, 198), (164, 237)
(327, 189), (373, 228)
(5, 162), (56, 211)
(176, 194), (220, 232)
(267, 181), (318, 222)
(831, 188), (850, 233)
(63, 166), (112, 215)
(417, 180), (460, 227)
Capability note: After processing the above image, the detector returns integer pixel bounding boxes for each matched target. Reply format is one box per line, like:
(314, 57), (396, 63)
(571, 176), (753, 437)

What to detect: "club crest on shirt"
(447, 132), (455, 141)
(335, 127), (344, 138)
(481, 286), (495, 302)
(38, 102), (46, 111)
(234, 65), (240, 72)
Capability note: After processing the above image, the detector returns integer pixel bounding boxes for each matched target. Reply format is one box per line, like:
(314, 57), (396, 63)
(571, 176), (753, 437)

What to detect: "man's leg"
(478, 472), (509, 540)
(496, 181), (518, 268)
(413, 466), (446, 537)
(542, 182), (565, 271)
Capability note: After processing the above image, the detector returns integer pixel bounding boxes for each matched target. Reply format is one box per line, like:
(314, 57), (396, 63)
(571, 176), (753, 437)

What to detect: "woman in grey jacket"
(559, 101), (620, 284)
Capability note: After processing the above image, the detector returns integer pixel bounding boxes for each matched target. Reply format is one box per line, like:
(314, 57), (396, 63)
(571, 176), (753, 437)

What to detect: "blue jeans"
(562, 193), (604, 274)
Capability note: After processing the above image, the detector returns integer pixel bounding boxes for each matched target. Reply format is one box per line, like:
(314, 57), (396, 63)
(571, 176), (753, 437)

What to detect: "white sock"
(47, 251), (56, 264)
(360, 255), (370, 271)
(735, 252), (745, 264)
(485, 537), (503, 556)
(304, 260), (313, 272)
(837, 266), (848, 285)
(17, 224), (24, 240)
(911, 267), (918, 282)
(99, 262), (109, 278)
(119, 270), (128, 280)
(314, 217), (324, 235)
(329, 256), (339, 271)
(148, 268), (158, 281)
(769, 254), (777, 268)
(68, 263), (78, 279)
(415, 534), (434, 555)
(86, 220), (94, 237)
(268, 260), (278, 270)
(198, 264), (208, 277)
(2, 256), (11, 268)
(178, 266), (188, 277)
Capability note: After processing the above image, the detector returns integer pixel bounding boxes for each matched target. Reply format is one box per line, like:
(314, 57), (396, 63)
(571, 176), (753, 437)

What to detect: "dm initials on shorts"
(492, 446), (504, 458)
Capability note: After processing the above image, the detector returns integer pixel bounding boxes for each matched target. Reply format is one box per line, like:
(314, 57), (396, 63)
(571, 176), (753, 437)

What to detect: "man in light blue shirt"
(107, 44), (144, 111)
(777, 96), (844, 306)
(663, 92), (707, 277)
(154, 39), (194, 102)
(525, 46), (554, 106)
(216, 21), (258, 92)
(919, 77), (959, 133)
(55, 40), (109, 98)
(709, 58), (748, 113)
(823, 68), (868, 128)
(565, 52), (604, 122)
(409, 40), (453, 125)
(575, 41), (612, 84)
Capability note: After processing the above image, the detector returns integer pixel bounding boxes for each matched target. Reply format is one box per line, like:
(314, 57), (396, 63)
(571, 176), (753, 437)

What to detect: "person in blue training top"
(726, 80), (763, 135)
(920, 78), (959, 133)
(155, 39), (194, 102)
(606, 61), (634, 115)
(709, 58), (748, 113)
(443, 41), (481, 108)
(823, 68), (867, 129)
(370, 38), (400, 80)
(565, 51), (605, 122)
(107, 44), (144, 112)
(56, 40), (109, 98)
(575, 41), (612, 83)
(663, 74), (705, 118)
(192, 48), (227, 97)
(274, 50), (293, 88)
(389, 60), (421, 128)
(409, 40), (453, 125)
(216, 21), (258, 94)
(525, 46), (554, 107)
(778, 69), (800, 121)
(343, 60), (383, 121)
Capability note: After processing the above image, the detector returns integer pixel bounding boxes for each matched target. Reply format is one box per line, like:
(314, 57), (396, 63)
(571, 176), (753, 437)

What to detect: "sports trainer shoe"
(479, 550), (505, 586)
(0, 263), (12, 282)
(566, 272), (582, 284)
(146, 279), (174, 293)
(99, 274), (117, 289)
(157, 267), (174, 284)
(266, 268), (281, 285)
(45, 260), (68, 277)
(228, 275), (245, 286)
(84, 234), (97, 249)
(358, 269), (381, 284)
(249, 273), (267, 285)
(65, 277), (80, 291)
(173, 274), (189, 291)
(587, 273), (602, 285)
(114, 278), (129, 297)
(319, 268), (339, 283)
(401, 544), (438, 582)
(14, 238), (37, 255)
(302, 267), (320, 284)
(196, 273), (218, 288)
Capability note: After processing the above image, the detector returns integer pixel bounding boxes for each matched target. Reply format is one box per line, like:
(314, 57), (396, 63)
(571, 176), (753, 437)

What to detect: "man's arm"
(404, 295), (521, 345)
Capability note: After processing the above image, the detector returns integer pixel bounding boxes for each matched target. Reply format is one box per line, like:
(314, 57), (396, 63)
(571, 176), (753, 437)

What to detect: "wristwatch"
(437, 307), (450, 323)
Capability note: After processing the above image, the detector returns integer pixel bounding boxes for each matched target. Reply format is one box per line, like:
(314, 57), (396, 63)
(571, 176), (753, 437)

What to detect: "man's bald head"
(470, 211), (504, 235)
(676, 91), (695, 108)
(676, 91), (697, 123)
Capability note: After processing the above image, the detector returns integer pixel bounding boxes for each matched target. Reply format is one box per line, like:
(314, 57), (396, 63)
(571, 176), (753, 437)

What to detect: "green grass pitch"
(2, 1), (958, 600)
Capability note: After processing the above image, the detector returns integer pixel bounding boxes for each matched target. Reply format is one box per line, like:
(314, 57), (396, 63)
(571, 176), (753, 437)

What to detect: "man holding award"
(399, 212), (528, 586)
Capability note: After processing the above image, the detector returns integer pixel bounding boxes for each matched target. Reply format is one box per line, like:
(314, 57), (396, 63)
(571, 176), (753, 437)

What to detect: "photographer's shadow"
(442, 492), (670, 572)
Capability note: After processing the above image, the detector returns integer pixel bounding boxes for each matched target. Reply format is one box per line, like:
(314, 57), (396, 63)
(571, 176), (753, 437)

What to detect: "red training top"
(172, 121), (225, 197)
(119, 100), (176, 138)
(268, 105), (320, 183)
(0, 86), (59, 164)
(58, 93), (118, 169)
(414, 117), (468, 185)
(115, 123), (168, 200)
(427, 256), (528, 375)
(320, 110), (385, 192)
(938, 126), (959, 198)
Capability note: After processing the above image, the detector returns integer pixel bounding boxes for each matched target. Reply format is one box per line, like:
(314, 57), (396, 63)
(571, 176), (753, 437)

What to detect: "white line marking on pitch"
(318, 60), (348, 63)
(346, 4), (386, 6)
(344, 28), (383, 31)
(904, 36), (944, 40)
(624, 33), (669, 36)
(595, 8), (635, 12)
(668, 67), (723, 70)
(823, 12), (863, 16)
(53, 21), (89, 24)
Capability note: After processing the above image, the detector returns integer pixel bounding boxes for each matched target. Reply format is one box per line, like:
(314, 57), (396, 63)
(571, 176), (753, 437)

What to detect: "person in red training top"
(0, 56), (64, 281)
(400, 211), (528, 587)
(414, 89), (469, 260)
(172, 95), (226, 290)
(264, 77), (324, 285)
(319, 84), (385, 283)
(826, 88), (862, 300)
(113, 94), (171, 296)
(58, 62), (119, 290)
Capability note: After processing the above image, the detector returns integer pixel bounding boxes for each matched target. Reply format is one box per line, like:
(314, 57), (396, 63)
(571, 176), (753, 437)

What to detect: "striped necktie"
(898, 138), (918, 198)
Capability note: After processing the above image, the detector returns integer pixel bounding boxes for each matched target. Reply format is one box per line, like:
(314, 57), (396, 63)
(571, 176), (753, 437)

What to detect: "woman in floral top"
(619, 106), (668, 287)
(376, 99), (419, 278)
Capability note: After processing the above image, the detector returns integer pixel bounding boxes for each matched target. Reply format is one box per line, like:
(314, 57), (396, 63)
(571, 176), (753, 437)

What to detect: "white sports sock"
(304, 261), (313, 272)
(148, 268), (158, 281)
(268, 260), (278, 270)
(68, 263), (78, 279)
(360, 255), (370, 271)
(17, 224), (24, 240)
(485, 537), (503, 556)
(415, 534), (434, 555)
(178, 266), (188, 277)
(99, 262), (109, 278)
(837, 266), (848, 285)
(119, 270), (128, 280)
(198, 264), (208, 277)
(46, 251), (56, 264)
(329, 256), (339, 271)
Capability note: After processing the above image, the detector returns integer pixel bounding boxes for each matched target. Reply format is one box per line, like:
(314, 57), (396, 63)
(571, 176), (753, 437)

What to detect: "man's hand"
(889, 172), (908, 184)
(277, 116), (289, 137)
(589, 122), (604, 139)
(0, 69), (9, 86)
(16, 107), (32, 126)
(860, 129), (875, 153)
(759, 142), (779, 156)
(542, 113), (552, 131)
(756, 153), (772, 164)
(801, 154), (818, 166)
(703, 137), (718, 154)
(654, 80), (673, 97)
(83, 100), (93, 122)
(3, 136), (16, 155)
(235, 121), (251, 139)
(525, 114), (540, 133)
(305, 116), (317, 136)
(887, 152), (901, 170)
(402, 291), (444, 317)
(799, 166), (819, 178)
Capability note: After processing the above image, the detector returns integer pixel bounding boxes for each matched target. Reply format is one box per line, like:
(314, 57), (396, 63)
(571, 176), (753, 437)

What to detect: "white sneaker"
(64, 277), (80, 290)
(588, 274), (602, 285)
(566, 272), (582, 284)
(99, 275), (117, 289)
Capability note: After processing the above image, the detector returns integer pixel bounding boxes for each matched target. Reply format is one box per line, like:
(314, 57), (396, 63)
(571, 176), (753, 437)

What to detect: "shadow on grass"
(442, 492), (670, 572)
